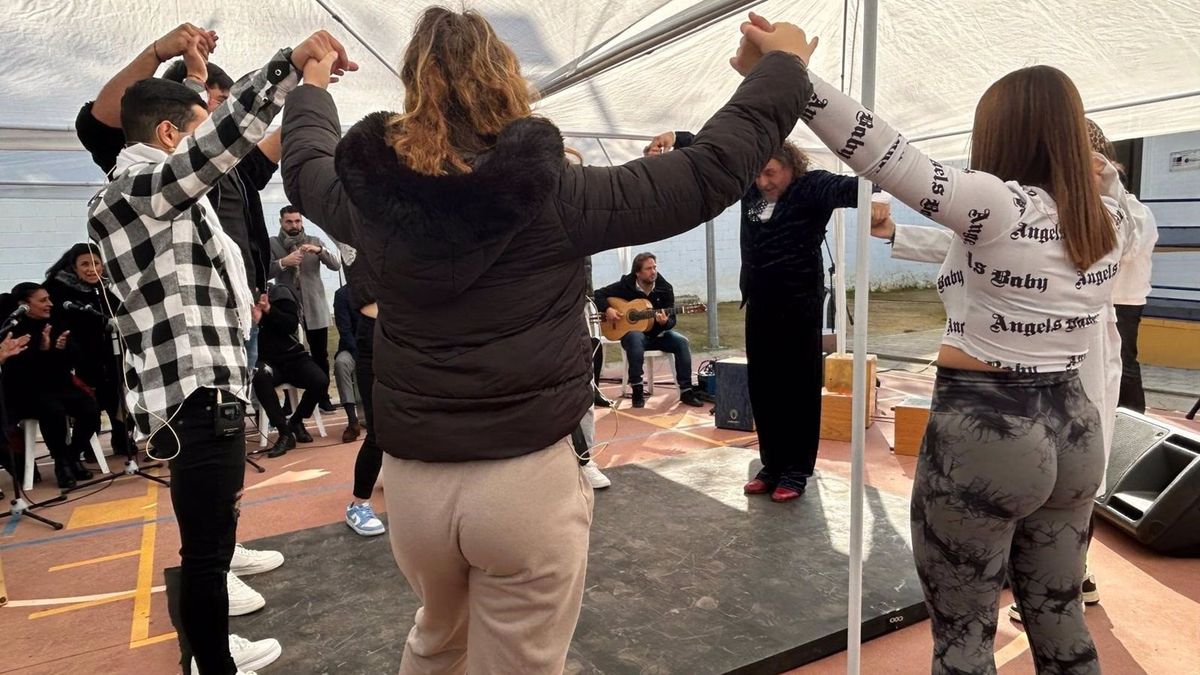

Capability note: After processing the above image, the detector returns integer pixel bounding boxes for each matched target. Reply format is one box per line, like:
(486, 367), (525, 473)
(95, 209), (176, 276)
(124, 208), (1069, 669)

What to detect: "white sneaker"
(230, 543), (284, 576)
(191, 634), (279, 674)
(581, 461), (611, 489)
(227, 571), (266, 616)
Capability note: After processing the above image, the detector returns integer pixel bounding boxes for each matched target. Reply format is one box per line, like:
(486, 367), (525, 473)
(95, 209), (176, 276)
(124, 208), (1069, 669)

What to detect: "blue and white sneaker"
(345, 501), (386, 537)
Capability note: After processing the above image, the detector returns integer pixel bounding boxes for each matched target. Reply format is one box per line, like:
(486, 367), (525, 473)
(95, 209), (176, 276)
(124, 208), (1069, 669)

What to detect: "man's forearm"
(92, 44), (163, 128)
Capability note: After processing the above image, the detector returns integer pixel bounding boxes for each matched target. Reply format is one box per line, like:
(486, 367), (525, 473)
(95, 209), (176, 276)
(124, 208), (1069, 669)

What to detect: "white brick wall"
(0, 199), (93, 294)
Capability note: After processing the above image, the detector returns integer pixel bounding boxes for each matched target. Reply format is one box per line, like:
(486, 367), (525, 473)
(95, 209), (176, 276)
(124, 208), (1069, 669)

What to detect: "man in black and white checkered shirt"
(86, 29), (355, 675)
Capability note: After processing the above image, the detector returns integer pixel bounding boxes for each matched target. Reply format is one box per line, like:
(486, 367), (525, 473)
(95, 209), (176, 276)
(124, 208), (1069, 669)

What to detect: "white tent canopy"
(3, 0), (1198, 175)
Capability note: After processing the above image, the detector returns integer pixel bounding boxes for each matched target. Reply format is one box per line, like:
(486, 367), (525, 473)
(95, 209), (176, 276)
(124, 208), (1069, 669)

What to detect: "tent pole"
(705, 219), (719, 348)
(848, 2), (878, 674)
(311, 0), (402, 80)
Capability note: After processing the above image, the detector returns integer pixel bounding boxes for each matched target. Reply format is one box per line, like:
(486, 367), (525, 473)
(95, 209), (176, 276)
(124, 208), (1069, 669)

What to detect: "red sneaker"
(743, 479), (773, 494)
(770, 485), (804, 502)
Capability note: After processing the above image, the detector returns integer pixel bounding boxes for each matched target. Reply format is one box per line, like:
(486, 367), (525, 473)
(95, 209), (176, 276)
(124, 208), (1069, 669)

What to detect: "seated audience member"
(594, 253), (703, 408)
(332, 284), (362, 442)
(43, 243), (131, 458)
(0, 283), (97, 488)
(253, 283), (329, 458)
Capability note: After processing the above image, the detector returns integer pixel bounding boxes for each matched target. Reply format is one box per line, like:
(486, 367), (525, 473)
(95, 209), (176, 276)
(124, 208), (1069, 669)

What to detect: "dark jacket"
(42, 272), (118, 387)
(333, 285), (358, 357)
(593, 273), (677, 338)
(257, 284), (308, 365)
(281, 52), (811, 462)
(75, 102), (277, 295)
(675, 131), (859, 305)
(0, 316), (76, 412)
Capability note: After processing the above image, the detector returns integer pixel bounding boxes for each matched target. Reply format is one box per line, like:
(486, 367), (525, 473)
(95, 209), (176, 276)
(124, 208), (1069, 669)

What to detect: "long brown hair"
(387, 7), (533, 176)
(970, 66), (1115, 269)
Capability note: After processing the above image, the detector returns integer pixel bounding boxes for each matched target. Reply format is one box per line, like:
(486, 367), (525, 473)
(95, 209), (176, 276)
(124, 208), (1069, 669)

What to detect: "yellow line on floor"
(994, 632), (1030, 667)
(29, 591), (136, 619)
(129, 482), (159, 645)
(49, 550), (140, 572)
(131, 632), (178, 649)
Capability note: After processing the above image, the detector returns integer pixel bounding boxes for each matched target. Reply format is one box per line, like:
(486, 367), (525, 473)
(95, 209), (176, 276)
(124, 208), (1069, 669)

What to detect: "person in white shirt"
(735, 14), (1133, 674)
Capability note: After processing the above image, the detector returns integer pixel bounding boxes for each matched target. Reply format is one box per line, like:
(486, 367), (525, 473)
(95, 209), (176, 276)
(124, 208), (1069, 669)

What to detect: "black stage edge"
(235, 446), (927, 674)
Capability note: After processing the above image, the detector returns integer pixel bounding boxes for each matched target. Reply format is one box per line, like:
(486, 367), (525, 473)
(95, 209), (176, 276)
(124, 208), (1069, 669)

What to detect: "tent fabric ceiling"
(2, 0), (1198, 184)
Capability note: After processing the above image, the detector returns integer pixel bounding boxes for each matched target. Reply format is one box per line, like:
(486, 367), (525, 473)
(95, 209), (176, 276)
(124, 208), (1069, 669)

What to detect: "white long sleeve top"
(802, 74), (1134, 373)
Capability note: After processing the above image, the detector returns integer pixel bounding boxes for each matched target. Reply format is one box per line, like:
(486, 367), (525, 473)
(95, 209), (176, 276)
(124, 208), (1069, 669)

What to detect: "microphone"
(62, 300), (105, 317)
(0, 304), (28, 335)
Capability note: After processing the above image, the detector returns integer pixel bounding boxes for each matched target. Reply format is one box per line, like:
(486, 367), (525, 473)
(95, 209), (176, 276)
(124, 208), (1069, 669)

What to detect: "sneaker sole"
(238, 641), (282, 672)
(346, 520), (387, 537)
(228, 595), (266, 616)
(1082, 589), (1100, 605)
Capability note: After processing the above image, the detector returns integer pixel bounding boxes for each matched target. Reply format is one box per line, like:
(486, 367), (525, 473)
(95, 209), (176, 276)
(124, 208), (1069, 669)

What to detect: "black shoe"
(266, 432), (296, 458)
(631, 384), (646, 409)
(55, 465), (77, 489)
(593, 389), (613, 408)
(290, 421), (314, 443)
(71, 460), (94, 481)
(318, 399), (336, 413)
(679, 389), (705, 407)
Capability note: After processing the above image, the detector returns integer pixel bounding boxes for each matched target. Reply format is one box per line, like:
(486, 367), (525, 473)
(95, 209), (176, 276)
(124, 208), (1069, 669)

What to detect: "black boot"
(290, 419), (314, 443)
(71, 459), (94, 481)
(266, 431), (296, 458)
(631, 384), (646, 409)
(54, 463), (77, 489)
(679, 387), (705, 407)
(593, 386), (613, 408)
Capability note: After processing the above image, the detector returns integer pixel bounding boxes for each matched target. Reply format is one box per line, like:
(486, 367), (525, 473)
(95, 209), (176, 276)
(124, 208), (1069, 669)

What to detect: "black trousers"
(10, 387), (99, 467)
(252, 356), (327, 431)
(80, 367), (131, 457)
(745, 295), (824, 479)
(304, 326), (331, 402)
(1115, 304), (1146, 413)
(151, 389), (246, 675)
(352, 315), (382, 500)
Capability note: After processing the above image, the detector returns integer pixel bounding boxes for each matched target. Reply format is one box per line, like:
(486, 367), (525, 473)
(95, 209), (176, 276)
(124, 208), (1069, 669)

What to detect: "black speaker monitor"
(715, 357), (754, 432)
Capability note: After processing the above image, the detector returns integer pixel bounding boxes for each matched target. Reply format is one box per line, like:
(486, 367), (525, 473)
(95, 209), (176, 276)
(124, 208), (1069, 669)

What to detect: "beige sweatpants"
(382, 436), (594, 675)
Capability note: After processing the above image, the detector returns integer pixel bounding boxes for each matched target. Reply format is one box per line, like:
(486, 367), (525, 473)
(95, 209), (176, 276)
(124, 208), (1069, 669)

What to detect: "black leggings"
(912, 368), (1102, 674)
(352, 315), (382, 500)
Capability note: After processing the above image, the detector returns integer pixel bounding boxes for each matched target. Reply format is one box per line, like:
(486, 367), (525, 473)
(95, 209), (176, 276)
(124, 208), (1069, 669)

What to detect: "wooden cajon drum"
(893, 395), (932, 456)
(819, 353), (877, 441)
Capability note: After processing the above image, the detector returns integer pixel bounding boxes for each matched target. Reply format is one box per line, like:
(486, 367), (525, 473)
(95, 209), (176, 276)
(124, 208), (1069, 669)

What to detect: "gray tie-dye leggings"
(912, 367), (1103, 674)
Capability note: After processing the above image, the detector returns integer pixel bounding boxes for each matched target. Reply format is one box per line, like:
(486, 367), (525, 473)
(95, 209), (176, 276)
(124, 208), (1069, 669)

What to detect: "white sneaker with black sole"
(230, 543), (284, 576)
(581, 461), (611, 489)
(227, 571), (266, 616)
(190, 633), (281, 674)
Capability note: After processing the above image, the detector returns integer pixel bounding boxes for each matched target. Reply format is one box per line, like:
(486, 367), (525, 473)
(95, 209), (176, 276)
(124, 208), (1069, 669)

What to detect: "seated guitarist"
(595, 252), (704, 409)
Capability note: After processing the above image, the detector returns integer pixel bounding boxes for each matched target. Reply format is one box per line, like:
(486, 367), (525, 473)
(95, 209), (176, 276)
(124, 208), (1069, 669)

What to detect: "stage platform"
(232, 446), (927, 674)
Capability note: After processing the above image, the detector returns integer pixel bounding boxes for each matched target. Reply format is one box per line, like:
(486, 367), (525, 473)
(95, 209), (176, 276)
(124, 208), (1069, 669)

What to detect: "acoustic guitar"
(592, 297), (707, 341)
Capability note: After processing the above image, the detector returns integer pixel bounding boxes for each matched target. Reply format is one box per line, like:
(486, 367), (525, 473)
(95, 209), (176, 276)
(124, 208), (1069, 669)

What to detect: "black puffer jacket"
(43, 271), (118, 387)
(281, 52), (811, 462)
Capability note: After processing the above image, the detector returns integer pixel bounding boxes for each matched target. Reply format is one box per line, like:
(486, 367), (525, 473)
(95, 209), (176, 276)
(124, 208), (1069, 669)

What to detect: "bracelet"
(152, 39), (164, 63)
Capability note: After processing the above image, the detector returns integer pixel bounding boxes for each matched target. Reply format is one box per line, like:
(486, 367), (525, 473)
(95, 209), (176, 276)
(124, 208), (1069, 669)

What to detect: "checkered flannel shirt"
(87, 51), (299, 435)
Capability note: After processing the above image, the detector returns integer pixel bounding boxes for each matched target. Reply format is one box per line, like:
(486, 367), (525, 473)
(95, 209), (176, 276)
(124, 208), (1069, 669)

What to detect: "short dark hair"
(120, 78), (205, 144)
(631, 252), (657, 275)
(161, 59), (234, 90)
(771, 141), (809, 175)
(280, 205), (301, 218)
(11, 282), (45, 304)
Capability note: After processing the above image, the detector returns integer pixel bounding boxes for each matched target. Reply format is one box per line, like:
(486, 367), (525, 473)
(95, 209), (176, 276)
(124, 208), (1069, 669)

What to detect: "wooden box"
(819, 387), (875, 442)
(893, 395), (932, 456)
(824, 352), (877, 395)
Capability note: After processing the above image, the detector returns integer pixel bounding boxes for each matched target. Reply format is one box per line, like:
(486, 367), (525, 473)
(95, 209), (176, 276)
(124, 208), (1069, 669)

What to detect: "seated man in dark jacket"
(594, 253), (703, 409)
(253, 283), (329, 458)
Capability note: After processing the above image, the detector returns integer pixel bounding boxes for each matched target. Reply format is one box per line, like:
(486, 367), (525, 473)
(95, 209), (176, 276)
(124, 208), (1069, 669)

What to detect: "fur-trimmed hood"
(335, 112), (564, 301)
(336, 112), (565, 244)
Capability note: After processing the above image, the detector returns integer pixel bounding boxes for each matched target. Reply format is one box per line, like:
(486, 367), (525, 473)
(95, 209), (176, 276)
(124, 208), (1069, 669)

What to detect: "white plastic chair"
(18, 419), (107, 491)
(258, 384), (327, 448)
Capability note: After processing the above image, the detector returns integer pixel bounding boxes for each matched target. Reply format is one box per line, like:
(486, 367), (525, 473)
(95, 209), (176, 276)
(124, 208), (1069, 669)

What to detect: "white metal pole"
(847, 1), (878, 674)
(834, 210), (847, 354)
(705, 220), (720, 349)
